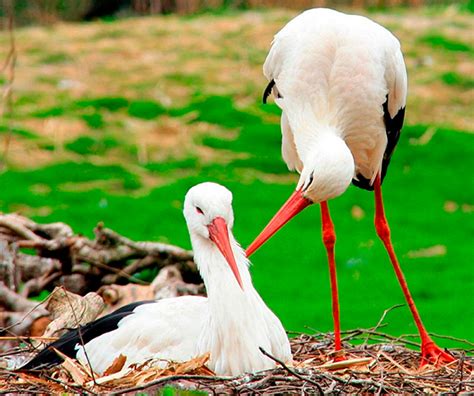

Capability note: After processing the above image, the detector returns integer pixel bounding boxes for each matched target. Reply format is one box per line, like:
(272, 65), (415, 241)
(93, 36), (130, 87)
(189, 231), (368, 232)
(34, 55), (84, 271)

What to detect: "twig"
(0, 336), (58, 342)
(102, 255), (156, 284)
(379, 351), (411, 374)
(375, 364), (385, 396)
(21, 271), (61, 298)
(359, 329), (421, 348)
(0, 0), (16, 172)
(44, 374), (99, 396)
(86, 260), (149, 285)
(259, 347), (323, 394)
(428, 333), (474, 347)
(95, 225), (193, 261)
(62, 287), (98, 386)
(0, 217), (44, 242)
(363, 304), (404, 346)
(0, 285), (50, 333)
(108, 374), (233, 395)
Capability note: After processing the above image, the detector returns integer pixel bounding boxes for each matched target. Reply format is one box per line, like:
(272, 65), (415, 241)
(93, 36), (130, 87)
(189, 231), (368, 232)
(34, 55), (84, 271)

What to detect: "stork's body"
(247, 8), (454, 366)
(263, 8), (406, 190)
(23, 183), (292, 376)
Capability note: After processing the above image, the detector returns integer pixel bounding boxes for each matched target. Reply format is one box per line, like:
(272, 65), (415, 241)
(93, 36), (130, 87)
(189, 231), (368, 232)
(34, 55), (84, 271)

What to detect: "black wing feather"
(20, 300), (155, 370)
(262, 79), (276, 104)
(352, 97), (405, 191)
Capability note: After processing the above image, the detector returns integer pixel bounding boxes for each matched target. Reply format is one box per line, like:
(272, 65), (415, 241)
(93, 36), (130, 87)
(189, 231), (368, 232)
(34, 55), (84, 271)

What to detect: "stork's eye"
(304, 173), (314, 191)
(196, 206), (204, 215)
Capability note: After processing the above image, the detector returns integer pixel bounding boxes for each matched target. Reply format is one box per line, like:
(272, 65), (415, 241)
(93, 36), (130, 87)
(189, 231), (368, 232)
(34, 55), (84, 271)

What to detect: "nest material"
(1, 329), (472, 394)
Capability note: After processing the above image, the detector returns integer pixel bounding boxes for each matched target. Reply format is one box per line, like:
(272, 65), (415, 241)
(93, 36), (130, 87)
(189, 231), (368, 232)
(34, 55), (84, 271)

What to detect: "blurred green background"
(0, 1), (472, 347)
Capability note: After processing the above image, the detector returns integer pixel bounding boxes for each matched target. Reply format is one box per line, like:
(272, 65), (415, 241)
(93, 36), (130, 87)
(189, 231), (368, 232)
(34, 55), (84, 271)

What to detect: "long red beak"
(246, 189), (312, 257)
(208, 217), (244, 290)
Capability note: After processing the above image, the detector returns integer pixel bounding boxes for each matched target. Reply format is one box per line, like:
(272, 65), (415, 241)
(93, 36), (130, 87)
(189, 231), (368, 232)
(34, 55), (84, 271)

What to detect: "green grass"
(165, 73), (204, 87)
(441, 71), (474, 89)
(128, 100), (166, 119)
(0, 124), (37, 139)
(32, 106), (65, 118)
(1, 9), (473, 351)
(159, 386), (208, 396)
(419, 34), (472, 52)
(1, 119), (472, 346)
(38, 52), (72, 64)
(65, 135), (119, 155)
(81, 112), (105, 129)
(171, 95), (260, 128)
(145, 157), (200, 173)
(75, 97), (129, 112)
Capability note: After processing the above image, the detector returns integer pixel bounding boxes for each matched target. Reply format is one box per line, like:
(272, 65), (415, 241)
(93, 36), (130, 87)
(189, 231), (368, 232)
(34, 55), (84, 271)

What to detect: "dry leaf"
(172, 353), (212, 375)
(43, 287), (104, 337)
(86, 367), (133, 386)
(55, 348), (89, 385)
(103, 354), (127, 376)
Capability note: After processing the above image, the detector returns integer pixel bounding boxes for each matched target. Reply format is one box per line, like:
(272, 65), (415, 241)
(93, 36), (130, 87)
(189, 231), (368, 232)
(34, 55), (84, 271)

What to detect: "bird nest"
(1, 328), (472, 395)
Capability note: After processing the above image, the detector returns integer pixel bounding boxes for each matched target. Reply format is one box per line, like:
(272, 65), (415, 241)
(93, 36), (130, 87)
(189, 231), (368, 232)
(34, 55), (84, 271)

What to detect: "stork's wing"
(352, 48), (407, 190)
(261, 75), (301, 173)
(381, 49), (407, 182)
(75, 297), (206, 374)
(380, 99), (405, 182)
(281, 111), (303, 173)
(20, 300), (155, 370)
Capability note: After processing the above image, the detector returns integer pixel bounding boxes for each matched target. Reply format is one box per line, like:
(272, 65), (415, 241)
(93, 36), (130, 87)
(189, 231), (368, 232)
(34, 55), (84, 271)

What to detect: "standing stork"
(246, 8), (454, 366)
(22, 183), (292, 376)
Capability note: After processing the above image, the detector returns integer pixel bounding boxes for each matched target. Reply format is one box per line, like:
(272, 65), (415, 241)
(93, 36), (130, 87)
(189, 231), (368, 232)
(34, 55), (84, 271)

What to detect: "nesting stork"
(22, 183), (292, 376)
(246, 8), (454, 366)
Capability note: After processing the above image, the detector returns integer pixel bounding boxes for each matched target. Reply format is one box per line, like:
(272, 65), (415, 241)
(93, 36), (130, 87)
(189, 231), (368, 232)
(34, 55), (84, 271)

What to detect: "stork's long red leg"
(320, 201), (344, 360)
(373, 175), (455, 367)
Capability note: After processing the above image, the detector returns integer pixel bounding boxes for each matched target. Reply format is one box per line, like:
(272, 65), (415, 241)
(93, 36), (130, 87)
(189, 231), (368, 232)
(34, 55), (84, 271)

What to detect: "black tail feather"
(19, 300), (154, 371)
(352, 98), (405, 192)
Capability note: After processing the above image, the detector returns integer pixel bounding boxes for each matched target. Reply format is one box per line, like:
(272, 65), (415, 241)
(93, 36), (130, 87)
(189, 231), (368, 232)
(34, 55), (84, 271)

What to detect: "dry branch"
(0, 0), (16, 171)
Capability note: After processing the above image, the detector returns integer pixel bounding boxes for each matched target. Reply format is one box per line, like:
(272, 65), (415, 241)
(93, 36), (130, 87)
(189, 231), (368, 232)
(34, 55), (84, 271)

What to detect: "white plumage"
(247, 8), (455, 367)
(264, 8), (407, 201)
(28, 183), (292, 376)
(75, 296), (207, 374)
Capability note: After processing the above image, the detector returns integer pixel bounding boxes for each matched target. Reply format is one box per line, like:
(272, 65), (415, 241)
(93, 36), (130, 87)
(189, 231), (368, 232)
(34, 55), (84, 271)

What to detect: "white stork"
(246, 8), (454, 366)
(22, 182), (292, 376)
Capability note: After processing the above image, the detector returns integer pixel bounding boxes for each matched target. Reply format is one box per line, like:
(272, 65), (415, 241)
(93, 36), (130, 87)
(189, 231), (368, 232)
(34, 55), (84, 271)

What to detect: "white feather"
(263, 8), (407, 198)
(76, 183), (292, 376)
(280, 111), (303, 172)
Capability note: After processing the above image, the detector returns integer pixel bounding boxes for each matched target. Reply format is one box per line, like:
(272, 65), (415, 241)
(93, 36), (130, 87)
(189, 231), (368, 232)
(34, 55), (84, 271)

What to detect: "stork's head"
(246, 136), (354, 257)
(184, 182), (242, 288)
(297, 139), (355, 203)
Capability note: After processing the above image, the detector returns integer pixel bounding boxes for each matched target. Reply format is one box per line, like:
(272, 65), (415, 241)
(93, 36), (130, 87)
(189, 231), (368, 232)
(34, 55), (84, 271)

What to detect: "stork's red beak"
(208, 217), (244, 290)
(246, 189), (312, 257)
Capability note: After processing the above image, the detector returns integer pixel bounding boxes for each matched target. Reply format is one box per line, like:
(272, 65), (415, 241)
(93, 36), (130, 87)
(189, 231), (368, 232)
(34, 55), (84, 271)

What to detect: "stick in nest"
(259, 347), (324, 395)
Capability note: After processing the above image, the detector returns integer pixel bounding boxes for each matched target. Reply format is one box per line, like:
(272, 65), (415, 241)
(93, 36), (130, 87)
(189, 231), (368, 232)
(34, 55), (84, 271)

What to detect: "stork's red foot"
(420, 340), (455, 368)
(332, 354), (346, 363)
(330, 348), (346, 363)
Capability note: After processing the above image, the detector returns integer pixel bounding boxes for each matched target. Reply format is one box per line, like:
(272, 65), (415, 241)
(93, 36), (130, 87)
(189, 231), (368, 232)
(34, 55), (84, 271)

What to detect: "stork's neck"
(286, 103), (355, 201)
(286, 103), (343, 162)
(190, 233), (255, 303)
(190, 234), (288, 375)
